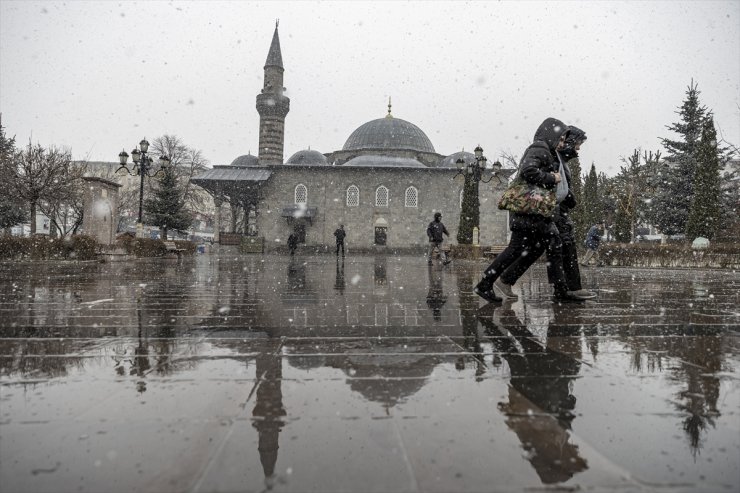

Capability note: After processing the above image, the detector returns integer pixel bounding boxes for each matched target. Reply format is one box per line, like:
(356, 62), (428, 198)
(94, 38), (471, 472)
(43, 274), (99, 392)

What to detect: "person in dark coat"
(287, 232), (298, 256)
(581, 221), (604, 266)
(334, 224), (346, 257)
(497, 126), (595, 299)
(426, 212), (451, 265)
(474, 117), (581, 303)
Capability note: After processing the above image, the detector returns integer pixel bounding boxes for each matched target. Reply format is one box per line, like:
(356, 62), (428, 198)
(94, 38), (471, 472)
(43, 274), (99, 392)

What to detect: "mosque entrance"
(374, 227), (387, 246)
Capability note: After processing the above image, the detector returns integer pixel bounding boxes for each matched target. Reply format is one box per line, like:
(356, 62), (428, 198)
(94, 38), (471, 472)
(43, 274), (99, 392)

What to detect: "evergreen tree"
(579, 163), (600, 242)
(685, 117), (722, 240)
(457, 173), (479, 244)
(0, 119), (27, 233)
(566, 157), (585, 241)
(144, 167), (192, 239)
(653, 80), (708, 235)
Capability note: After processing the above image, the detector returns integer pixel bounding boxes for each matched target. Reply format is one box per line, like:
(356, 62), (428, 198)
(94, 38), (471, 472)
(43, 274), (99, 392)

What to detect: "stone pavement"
(0, 253), (738, 493)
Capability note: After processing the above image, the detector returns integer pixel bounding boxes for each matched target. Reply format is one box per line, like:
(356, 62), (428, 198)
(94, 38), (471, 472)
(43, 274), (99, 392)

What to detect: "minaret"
(256, 21), (290, 165)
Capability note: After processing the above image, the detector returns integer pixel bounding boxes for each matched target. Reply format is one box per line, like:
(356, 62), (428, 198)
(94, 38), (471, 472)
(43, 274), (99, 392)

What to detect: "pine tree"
(685, 117), (722, 240)
(566, 157), (585, 240)
(0, 120), (27, 233)
(457, 173), (479, 244)
(653, 80), (708, 235)
(144, 167), (192, 240)
(579, 163), (600, 242)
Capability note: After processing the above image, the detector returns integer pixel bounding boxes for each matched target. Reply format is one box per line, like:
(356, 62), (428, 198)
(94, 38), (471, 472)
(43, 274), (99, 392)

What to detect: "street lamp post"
(117, 139), (170, 238)
(454, 145), (503, 244)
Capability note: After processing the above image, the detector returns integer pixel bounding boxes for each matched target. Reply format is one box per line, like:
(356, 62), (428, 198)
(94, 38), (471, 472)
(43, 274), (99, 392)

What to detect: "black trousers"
(477, 229), (546, 291)
(497, 231), (574, 294)
(336, 241), (345, 255)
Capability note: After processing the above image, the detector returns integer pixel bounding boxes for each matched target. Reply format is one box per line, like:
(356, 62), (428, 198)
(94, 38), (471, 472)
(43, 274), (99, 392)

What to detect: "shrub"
(0, 234), (100, 260)
(599, 243), (740, 269)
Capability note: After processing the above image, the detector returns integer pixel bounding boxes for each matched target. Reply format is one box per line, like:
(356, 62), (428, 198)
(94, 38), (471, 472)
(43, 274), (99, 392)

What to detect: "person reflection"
(477, 302), (587, 484)
(251, 339), (286, 485)
(374, 257), (387, 286)
(334, 257), (345, 295)
(425, 265), (447, 321)
(453, 268), (485, 377)
(286, 257), (306, 293)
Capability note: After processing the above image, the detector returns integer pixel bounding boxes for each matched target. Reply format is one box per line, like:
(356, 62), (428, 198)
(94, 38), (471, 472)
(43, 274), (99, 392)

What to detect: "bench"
(164, 241), (186, 257)
(483, 245), (507, 258)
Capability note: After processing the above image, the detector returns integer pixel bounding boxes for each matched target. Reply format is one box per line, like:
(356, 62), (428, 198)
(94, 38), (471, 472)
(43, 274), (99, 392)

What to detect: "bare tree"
(12, 142), (81, 235)
(38, 161), (87, 237)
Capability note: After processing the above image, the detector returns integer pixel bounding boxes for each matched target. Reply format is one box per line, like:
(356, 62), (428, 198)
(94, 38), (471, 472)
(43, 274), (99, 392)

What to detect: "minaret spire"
(257, 23), (290, 165)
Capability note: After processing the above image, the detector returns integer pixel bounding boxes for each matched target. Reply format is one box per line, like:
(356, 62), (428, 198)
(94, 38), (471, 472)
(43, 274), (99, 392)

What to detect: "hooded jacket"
(510, 118), (569, 233)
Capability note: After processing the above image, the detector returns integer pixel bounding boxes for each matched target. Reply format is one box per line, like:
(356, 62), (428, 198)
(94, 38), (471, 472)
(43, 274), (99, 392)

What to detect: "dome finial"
(386, 96), (393, 119)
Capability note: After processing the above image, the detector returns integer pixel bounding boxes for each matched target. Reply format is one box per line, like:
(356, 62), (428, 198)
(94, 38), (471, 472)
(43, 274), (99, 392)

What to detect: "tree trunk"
(29, 201), (37, 234)
(161, 226), (168, 241)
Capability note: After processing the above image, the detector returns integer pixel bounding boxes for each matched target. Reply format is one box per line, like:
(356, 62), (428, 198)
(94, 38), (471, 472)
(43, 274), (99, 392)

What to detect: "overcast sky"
(1, 0), (738, 175)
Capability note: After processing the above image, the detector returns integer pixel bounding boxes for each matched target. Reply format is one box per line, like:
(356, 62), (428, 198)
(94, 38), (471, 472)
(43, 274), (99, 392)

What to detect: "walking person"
(495, 126), (595, 300)
(334, 224), (346, 257)
(427, 212), (451, 265)
(581, 221), (604, 266)
(474, 117), (582, 303)
(287, 231), (298, 256)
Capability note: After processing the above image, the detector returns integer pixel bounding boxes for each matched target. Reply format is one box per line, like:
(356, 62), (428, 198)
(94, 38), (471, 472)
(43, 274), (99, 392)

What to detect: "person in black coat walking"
(427, 212), (451, 265)
(474, 117), (578, 303)
(334, 224), (346, 257)
(287, 232), (298, 256)
(496, 126), (595, 300)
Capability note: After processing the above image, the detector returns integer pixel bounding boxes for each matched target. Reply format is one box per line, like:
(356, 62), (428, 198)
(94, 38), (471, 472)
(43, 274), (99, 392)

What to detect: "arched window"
(346, 185), (359, 207)
(375, 186), (389, 207)
(294, 184), (307, 204)
(404, 186), (418, 208)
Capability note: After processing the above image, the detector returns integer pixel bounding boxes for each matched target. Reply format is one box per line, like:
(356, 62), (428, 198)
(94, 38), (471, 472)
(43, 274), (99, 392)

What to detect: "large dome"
(342, 116), (435, 153)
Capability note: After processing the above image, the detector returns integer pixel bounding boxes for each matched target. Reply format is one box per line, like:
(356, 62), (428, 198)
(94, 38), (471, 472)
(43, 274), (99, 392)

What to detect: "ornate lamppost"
(454, 145), (502, 244)
(117, 139), (170, 238)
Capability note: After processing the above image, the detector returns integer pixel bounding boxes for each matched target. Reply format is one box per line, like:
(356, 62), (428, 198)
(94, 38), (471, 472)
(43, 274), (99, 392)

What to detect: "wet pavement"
(0, 253), (738, 493)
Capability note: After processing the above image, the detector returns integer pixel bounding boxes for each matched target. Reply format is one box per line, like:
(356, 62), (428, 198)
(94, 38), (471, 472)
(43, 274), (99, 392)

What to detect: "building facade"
(192, 24), (512, 251)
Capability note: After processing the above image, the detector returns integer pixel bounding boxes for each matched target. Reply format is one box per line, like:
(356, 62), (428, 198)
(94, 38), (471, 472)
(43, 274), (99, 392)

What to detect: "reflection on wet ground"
(0, 254), (738, 492)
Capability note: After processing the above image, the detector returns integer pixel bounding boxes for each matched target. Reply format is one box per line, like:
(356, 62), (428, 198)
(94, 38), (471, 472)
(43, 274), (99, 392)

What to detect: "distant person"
(334, 224), (346, 257)
(287, 232), (298, 256)
(581, 221), (605, 266)
(427, 212), (451, 265)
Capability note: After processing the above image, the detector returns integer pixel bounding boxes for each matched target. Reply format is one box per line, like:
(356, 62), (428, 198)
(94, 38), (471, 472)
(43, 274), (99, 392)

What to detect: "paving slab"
(1, 254), (738, 492)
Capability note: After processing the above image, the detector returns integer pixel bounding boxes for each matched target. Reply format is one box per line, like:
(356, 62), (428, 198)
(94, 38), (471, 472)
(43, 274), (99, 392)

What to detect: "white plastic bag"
(556, 157), (569, 203)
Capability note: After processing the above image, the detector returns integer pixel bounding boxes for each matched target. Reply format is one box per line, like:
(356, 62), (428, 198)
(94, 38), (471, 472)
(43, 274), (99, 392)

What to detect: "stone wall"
(256, 166), (509, 251)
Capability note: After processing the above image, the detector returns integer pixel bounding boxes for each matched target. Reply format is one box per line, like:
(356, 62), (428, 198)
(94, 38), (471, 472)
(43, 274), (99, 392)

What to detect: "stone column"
(213, 197), (223, 244)
(82, 177), (122, 245)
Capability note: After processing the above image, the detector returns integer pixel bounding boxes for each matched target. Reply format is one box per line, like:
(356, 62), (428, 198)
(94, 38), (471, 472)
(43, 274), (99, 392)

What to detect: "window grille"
(375, 186), (389, 207)
(346, 185), (359, 207)
(405, 186), (418, 207)
(295, 184), (307, 204)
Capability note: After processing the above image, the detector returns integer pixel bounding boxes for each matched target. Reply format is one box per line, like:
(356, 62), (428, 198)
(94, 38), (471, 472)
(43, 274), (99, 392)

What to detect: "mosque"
(191, 24), (512, 251)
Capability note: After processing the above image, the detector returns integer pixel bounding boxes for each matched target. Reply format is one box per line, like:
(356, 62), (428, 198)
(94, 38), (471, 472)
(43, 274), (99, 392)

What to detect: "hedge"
(0, 235), (99, 260)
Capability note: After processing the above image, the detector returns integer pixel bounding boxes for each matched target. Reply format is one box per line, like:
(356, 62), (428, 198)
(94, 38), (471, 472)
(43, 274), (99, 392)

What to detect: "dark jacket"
(427, 220), (449, 243)
(510, 117), (568, 233)
(585, 225), (602, 250)
(287, 233), (298, 249)
(334, 228), (346, 243)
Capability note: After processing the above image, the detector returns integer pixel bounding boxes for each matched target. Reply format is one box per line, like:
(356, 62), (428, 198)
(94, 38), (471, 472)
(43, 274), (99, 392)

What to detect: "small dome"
(230, 154), (260, 167)
(343, 116), (435, 153)
(286, 149), (329, 165)
(343, 155), (426, 168)
(440, 151), (475, 168)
